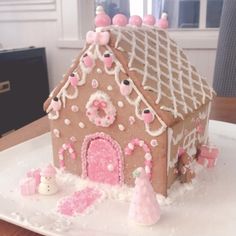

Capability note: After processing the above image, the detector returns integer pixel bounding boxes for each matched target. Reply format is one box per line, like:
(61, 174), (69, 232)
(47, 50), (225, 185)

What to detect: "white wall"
(0, 0), (218, 90)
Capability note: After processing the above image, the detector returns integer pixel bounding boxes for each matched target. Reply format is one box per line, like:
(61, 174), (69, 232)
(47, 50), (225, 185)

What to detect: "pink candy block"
(198, 145), (219, 168)
(200, 145), (219, 158)
(27, 168), (41, 186)
(20, 177), (36, 196)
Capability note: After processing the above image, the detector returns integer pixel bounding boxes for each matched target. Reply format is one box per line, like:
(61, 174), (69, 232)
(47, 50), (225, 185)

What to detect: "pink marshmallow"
(142, 109), (154, 124)
(51, 97), (61, 111)
(103, 54), (113, 68)
(83, 54), (94, 68)
(69, 74), (78, 87)
(20, 177), (36, 196)
(120, 80), (132, 96)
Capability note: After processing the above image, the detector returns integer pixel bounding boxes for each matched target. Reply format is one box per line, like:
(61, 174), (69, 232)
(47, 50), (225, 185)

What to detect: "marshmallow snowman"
(38, 164), (58, 195)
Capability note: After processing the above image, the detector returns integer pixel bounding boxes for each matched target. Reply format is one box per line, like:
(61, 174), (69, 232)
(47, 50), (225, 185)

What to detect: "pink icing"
(129, 15), (142, 27)
(143, 15), (156, 26)
(112, 14), (128, 26)
(86, 31), (110, 45)
(57, 187), (103, 216)
(81, 132), (124, 184)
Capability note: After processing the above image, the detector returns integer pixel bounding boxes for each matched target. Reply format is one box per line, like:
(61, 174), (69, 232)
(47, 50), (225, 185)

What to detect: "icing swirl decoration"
(86, 91), (116, 127)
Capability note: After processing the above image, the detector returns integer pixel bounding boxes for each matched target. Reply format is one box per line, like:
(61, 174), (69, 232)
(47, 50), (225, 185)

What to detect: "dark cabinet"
(0, 47), (49, 136)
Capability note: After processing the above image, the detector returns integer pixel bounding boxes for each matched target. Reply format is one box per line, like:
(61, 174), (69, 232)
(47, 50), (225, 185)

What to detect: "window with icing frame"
(94, 0), (224, 29)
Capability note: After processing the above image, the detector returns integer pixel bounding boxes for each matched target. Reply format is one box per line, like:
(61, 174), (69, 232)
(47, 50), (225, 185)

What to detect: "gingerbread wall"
(49, 59), (168, 195)
(167, 102), (211, 188)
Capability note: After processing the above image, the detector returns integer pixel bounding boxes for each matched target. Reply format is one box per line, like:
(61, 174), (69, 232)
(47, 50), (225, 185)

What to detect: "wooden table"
(0, 96), (235, 236)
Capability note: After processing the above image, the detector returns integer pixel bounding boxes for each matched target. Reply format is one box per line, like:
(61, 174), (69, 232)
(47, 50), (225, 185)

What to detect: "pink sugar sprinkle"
(57, 187), (102, 216)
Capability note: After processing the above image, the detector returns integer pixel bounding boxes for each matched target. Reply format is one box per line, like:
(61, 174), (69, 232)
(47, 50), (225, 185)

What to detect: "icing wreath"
(86, 91), (116, 127)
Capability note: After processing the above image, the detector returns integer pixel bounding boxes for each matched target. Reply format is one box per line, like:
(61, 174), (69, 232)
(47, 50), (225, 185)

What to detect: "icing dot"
(92, 79), (99, 89)
(107, 164), (114, 172)
(64, 119), (71, 125)
(70, 136), (77, 142)
(53, 129), (60, 138)
(79, 122), (85, 129)
(118, 124), (125, 131)
(144, 153), (152, 161)
(117, 101), (124, 108)
(129, 116), (135, 125)
(128, 143), (134, 150)
(107, 85), (113, 91)
(150, 139), (158, 147)
(97, 68), (102, 74)
(71, 105), (79, 112)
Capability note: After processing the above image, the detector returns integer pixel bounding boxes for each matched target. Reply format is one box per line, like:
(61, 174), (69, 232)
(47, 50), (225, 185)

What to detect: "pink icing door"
(86, 137), (120, 185)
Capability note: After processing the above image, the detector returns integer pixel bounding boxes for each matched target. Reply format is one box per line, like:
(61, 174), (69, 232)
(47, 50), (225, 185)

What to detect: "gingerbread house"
(44, 25), (214, 196)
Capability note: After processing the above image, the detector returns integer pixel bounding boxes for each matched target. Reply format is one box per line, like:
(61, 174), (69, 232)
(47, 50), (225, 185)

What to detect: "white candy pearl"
(118, 124), (125, 131)
(107, 85), (113, 91)
(64, 119), (71, 125)
(107, 164), (114, 172)
(117, 101), (124, 108)
(71, 105), (79, 112)
(79, 122), (85, 128)
(144, 153), (152, 161)
(53, 129), (60, 138)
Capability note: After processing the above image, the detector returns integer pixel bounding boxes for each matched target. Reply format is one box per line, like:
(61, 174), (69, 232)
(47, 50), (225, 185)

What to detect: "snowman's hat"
(41, 164), (56, 177)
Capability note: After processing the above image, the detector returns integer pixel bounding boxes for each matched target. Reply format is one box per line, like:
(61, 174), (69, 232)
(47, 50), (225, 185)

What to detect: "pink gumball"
(95, 14), (111, 27)
(143, 15), (156, 26)
(129, 15), (142, 27)
(142, 109), (154, 124)
(69, 74), (78, 87)
(83, 54), (93, 68)
(112, 14), (128, 26)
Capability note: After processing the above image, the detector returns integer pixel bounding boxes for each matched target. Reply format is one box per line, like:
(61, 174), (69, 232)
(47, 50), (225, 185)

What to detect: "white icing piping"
(106, 25), (213, 119)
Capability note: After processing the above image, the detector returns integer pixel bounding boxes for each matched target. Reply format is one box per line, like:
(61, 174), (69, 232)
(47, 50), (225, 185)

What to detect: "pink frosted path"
(57, 187), (103, 216)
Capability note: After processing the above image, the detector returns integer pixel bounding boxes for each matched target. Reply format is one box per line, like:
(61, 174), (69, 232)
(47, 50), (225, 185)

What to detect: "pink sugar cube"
(20, 177), (36, 196)
(27, 168), (41, 186)
(200, 145), (219, 158)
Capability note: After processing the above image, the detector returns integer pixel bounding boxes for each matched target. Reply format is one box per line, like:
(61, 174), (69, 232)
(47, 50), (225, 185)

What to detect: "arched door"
(82, 133), (123, 185)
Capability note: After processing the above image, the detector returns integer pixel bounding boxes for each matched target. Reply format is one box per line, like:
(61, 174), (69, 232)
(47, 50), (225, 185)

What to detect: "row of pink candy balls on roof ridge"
(95, 6), (168, 29)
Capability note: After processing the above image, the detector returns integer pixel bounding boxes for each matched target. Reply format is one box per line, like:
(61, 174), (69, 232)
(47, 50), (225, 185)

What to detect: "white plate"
(0, 120), (236, 236)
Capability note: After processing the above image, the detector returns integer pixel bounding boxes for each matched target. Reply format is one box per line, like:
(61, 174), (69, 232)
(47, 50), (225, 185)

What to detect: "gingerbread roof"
(103, 25), (214, 120)
(44, 25), (214, 137)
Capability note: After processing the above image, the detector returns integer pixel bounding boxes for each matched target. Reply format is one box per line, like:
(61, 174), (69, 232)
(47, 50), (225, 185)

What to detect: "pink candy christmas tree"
(128, 167), (161, 226)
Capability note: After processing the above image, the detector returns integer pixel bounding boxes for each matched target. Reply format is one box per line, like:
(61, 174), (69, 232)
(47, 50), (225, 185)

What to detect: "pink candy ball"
(95, 14), (111, 27)
(112, 14), (128, 26)
(143, 15), (156, 26)
(129, 15), (142, 27)
(158, 19), (168, 29)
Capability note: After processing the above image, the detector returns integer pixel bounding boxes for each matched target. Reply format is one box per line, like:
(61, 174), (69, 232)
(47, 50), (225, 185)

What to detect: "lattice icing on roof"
(105, 25), (214, 119)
